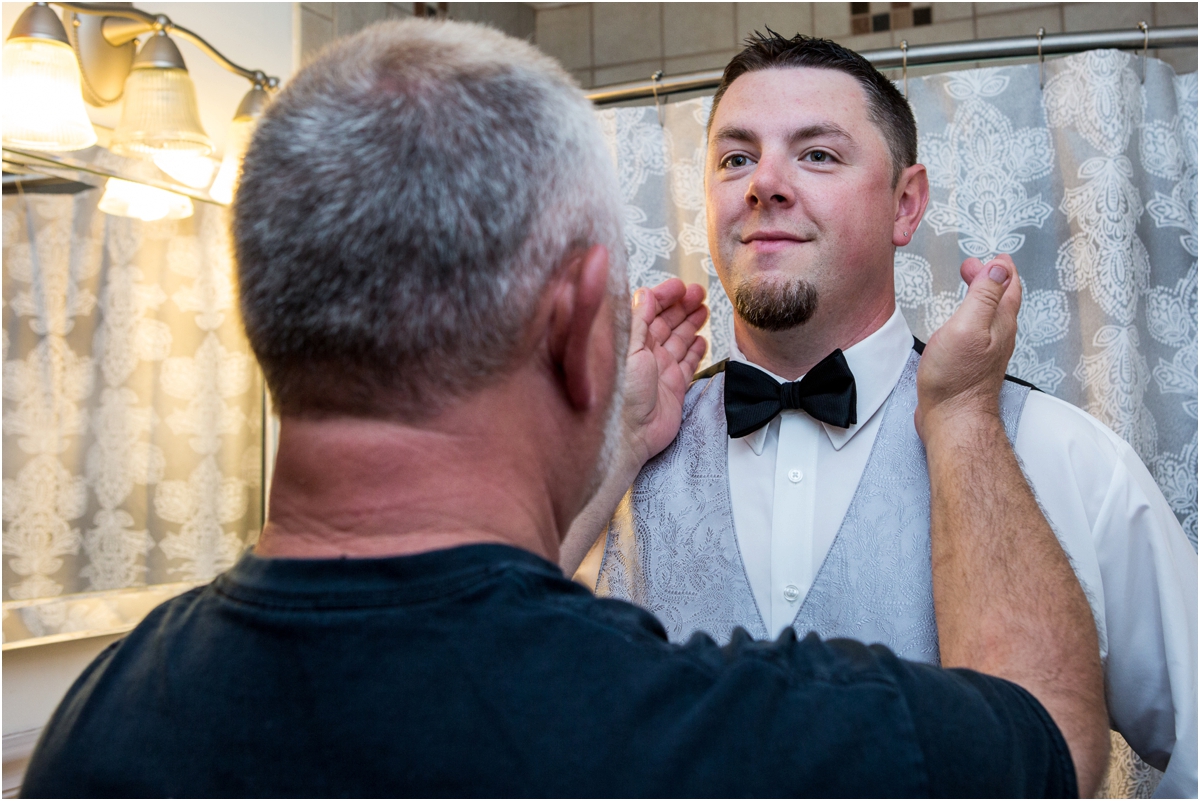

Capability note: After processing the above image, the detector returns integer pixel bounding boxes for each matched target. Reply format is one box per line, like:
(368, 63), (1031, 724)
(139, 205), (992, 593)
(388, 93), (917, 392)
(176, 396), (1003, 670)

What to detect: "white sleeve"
(1015, 392), (1197, 798)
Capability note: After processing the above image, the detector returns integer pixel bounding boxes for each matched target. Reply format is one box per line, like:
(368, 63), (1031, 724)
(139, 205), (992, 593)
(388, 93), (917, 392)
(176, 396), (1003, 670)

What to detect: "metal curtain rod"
(586, 24), (1198, 104)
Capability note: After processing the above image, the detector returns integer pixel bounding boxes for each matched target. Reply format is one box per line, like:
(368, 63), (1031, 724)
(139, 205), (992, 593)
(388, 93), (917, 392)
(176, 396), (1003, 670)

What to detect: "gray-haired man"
(23, 19), (1106, 797)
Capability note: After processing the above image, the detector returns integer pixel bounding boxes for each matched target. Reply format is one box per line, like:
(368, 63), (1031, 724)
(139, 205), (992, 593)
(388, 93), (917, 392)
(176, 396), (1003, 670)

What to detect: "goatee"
(733, 277), (819, 331)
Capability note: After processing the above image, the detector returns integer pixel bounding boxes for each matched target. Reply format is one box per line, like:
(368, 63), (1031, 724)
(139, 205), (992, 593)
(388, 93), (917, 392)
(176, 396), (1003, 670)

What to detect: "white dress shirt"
(578, 305), (1197, 796)
(728, 307), (1197, 797)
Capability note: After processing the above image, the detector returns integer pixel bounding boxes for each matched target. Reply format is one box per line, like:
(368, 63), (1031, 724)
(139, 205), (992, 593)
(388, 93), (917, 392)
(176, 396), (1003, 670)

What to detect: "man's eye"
(722, 154), (750, 169)
(806, 150), (831, 163)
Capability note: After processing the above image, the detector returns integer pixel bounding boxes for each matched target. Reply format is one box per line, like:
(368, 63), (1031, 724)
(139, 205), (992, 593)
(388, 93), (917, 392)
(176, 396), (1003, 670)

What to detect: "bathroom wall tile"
(385, 3), (412, 18)
(664, 49), (738, 75)
(301, 7), (334, 65)
(736, 3), (813, 40)
(894, 18), (974, 46)
(814, 2), (851, 38)
(974, 3), (1056, 15)
(838, 30), (893, 53)
(536, 4), (592, 70)
(571, 67), (594, 89)
(335, 3), (391, 38)
(447, 3), (535, 40)
(1064, 2), (1153, 32)
(594, 57), (665, 86)
(1154, 2), (1198, 26)
(594, 3), (662, 65)
(975, 5), (1062, 37)
(301, 3), (333, 20)
(664, 3), (735, 57)
(931, 3), (974, 22)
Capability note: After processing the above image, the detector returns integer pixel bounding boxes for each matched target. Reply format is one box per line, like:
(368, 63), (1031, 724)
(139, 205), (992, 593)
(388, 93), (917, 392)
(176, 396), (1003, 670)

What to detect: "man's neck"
(734, 299), (895, 380)
(255, 372), (576, 563)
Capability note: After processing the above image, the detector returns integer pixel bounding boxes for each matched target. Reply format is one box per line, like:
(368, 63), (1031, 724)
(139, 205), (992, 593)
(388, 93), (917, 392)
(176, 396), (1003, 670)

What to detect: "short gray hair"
(234, 19), (625, 419)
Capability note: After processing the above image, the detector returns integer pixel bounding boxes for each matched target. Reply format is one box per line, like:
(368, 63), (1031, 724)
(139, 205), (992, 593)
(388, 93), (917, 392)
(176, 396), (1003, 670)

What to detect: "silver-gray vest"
(595, 349), (1030, 665)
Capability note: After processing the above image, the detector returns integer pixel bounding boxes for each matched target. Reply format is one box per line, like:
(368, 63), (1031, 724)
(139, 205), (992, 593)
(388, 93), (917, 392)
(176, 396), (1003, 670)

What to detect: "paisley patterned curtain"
(2, 192), (263, 612)
(598, 50), (1197, 550)
(596, 50), (1195, 799)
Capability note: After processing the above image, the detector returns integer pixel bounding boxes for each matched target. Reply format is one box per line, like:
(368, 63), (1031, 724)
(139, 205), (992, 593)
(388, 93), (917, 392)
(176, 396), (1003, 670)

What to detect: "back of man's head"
(234, 19), (624, 420)
(708, 30), (917, 184)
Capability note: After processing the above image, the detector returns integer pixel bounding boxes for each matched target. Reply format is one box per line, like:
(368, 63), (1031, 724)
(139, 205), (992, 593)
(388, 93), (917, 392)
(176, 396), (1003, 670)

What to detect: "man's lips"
(740, 231), (808, 251)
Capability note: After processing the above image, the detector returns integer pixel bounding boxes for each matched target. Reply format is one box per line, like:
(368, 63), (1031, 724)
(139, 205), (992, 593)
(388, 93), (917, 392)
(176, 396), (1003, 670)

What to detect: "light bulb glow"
(153, 151), (218, 188)
(98, 178), (193, 221)
(111, 67), (212, 157)
(209, 116), (257, 205)
(2, 38), (98, 152)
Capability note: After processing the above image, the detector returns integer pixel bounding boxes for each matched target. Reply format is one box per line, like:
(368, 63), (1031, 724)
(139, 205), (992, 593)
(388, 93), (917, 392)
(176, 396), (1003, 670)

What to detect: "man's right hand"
(622, 278), (708, 467)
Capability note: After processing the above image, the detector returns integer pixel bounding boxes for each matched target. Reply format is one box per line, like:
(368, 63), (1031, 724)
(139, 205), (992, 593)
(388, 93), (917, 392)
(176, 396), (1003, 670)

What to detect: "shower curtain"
(596, 49), (1195, 798)
(2, 193), (263, 610)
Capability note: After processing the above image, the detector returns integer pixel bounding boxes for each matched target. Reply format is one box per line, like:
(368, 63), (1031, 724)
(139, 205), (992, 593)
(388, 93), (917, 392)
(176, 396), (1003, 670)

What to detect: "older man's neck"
(255, 388), (568, 563)
(735, 299), (895, 380)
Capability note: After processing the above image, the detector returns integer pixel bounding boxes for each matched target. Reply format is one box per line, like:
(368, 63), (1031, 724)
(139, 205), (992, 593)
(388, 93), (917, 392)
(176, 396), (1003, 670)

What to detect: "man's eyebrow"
(711, 125), (758, 144)
(789, 123), (854, 145)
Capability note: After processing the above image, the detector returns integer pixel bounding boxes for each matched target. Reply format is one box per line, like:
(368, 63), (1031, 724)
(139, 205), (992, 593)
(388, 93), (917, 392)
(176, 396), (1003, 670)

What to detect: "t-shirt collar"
(729, 307), (914, 454)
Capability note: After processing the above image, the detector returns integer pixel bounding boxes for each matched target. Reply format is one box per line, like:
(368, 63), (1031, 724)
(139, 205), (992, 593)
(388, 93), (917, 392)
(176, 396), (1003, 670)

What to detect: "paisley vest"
(596, 348), (1030, 665)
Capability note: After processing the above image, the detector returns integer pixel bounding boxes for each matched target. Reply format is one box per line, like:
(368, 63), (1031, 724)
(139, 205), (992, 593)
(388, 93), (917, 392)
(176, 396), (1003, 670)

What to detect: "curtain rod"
(586, 24), (1198, 104)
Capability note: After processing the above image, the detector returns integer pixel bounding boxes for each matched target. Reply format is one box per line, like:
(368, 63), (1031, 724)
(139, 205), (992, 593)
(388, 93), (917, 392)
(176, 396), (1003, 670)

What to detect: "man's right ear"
(547, 244), (611, 412)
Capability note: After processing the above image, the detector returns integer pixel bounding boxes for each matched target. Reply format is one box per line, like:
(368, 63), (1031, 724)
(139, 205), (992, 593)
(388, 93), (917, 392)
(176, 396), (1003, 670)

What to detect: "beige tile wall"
(299, 3), (535, 67)
(533, 2), (1197, 89)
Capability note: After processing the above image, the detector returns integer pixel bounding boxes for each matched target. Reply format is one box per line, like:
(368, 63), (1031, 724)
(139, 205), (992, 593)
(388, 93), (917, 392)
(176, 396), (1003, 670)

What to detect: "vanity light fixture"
(98, 176), (193, 221)
(3, 1), (280, 206)
(110, 30), (212, 157)
(2, 3), (97, 152)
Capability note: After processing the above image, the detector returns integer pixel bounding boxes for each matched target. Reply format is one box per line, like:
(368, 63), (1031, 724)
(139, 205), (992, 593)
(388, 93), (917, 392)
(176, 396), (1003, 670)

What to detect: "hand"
(915, 255), (1021, 442)
(622, 278), (708, 467)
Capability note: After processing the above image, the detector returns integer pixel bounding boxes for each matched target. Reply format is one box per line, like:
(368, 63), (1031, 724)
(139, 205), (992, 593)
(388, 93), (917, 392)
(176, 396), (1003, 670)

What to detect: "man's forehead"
(716, 66), (868, 119)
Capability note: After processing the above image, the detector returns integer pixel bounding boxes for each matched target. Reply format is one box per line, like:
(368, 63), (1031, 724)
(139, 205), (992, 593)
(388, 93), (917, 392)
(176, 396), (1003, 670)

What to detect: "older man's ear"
(545, 244), (613, 413)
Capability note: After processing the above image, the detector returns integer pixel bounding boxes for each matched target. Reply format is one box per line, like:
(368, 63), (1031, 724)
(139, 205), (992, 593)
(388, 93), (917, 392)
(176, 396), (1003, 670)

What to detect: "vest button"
(783, 584), (801, 602)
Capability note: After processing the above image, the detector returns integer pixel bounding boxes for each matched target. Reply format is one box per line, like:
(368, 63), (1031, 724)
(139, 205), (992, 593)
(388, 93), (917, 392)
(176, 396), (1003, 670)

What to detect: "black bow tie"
(724, 351), (857, 438)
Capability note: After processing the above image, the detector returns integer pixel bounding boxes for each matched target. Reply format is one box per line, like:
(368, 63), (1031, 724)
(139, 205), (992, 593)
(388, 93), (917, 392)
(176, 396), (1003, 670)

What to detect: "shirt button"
(788, 468), (804, 483)
(783, 584), (801, 602)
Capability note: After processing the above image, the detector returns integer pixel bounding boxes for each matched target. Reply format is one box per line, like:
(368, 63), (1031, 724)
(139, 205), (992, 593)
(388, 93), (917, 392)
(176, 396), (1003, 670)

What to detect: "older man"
(21, 19), (1106, 797)
(575, 31), (1196, 798)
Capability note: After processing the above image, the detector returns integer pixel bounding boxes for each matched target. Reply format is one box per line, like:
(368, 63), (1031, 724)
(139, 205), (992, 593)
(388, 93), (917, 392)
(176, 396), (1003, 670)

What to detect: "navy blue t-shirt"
(22, 544), (1075, 797)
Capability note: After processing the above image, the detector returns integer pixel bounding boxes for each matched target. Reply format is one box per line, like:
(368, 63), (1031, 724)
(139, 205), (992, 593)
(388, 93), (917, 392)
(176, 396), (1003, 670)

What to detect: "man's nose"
(745, 157), (794, 208)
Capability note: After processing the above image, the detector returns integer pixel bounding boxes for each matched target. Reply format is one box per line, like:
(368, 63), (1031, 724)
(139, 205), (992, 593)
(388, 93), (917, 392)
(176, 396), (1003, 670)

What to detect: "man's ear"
(547, 244), (611, 412)
(893, 163), (930, 247)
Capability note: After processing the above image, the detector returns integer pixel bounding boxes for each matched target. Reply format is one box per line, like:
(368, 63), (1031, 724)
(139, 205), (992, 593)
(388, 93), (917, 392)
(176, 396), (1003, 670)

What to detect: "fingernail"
(633, 288), (646, 307)
(988, 264), (1008, 283)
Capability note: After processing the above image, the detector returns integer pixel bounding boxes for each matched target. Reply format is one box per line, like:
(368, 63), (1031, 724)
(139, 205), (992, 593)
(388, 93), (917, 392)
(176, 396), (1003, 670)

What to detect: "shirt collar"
(729, 307), (914, 453)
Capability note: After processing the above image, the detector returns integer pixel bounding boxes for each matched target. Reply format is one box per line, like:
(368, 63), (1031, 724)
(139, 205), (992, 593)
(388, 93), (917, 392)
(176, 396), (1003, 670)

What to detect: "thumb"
(628, 287), (655, 355)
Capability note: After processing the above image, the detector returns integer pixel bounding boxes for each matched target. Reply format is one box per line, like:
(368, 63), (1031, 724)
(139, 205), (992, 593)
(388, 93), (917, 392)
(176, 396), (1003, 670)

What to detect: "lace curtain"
(2, 192), (263, 608)
(596, 50), (1195, 798)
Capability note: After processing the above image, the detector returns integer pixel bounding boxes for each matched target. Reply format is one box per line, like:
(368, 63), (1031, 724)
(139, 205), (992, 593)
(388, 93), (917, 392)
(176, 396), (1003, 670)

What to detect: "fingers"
(646, 283), (706, 346)
(682, 335), (708, 377)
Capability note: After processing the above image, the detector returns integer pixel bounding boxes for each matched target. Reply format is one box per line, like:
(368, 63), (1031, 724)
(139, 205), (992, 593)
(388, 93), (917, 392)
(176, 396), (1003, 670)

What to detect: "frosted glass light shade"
(98, 178), (193, 221)
(208, 116), (257, 205)
(111, 67), (212, 157)
(153, 151), (217, 188)
(2, 37), (98, 152)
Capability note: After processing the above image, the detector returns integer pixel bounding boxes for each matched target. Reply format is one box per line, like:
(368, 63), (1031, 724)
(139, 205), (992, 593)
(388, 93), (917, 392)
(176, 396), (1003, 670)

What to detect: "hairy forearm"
(925, 409), (1109, 795)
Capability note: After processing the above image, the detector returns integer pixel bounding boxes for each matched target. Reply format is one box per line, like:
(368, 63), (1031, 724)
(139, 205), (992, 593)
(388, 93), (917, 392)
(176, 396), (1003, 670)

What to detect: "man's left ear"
(548, 244), (611, 412)
(893, 163), (930, 247)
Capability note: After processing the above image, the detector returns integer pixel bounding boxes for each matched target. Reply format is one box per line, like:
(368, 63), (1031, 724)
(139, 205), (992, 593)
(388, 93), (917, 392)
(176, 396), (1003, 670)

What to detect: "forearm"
(925, 409), (1109, 795)
(559, 445), (641, 576)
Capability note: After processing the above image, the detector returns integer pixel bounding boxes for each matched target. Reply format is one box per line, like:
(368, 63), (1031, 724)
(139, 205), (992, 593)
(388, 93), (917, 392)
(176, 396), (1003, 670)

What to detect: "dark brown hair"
(708, 30), (917, 184)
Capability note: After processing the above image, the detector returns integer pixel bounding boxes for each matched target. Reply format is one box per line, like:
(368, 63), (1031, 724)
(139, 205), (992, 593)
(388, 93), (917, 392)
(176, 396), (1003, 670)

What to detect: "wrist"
(919, 402), (1005, 451)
